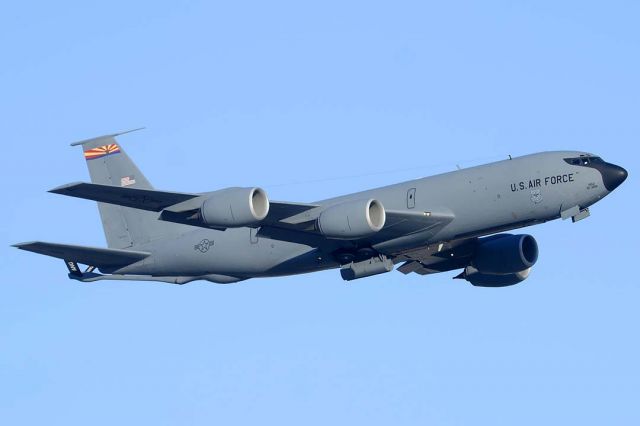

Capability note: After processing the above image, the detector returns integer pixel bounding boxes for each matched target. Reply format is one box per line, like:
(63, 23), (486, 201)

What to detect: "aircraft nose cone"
(602, 163), (628, 192)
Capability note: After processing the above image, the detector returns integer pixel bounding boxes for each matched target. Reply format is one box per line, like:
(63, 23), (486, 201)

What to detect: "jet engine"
(200, 187), (269, 227)
(472, 234), (538, 274)
(457, 234), (538, 287)
(317, 199), (386, 239)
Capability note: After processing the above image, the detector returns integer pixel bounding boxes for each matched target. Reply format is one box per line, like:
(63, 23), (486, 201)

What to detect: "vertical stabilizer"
(71, 129), (170, 249)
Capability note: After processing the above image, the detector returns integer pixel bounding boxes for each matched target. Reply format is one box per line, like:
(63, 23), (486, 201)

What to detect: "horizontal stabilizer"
(13, 241), (150, 268)
(50, 182), (198, 212)
(70, 128), (145, 147)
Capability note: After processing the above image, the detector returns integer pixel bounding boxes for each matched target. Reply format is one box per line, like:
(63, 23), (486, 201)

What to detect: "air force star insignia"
(530, 189), (543, 204)
(194, 239), (214, 253)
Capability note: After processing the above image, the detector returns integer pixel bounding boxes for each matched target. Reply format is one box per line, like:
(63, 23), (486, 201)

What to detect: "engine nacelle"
(461, 266), (531, 287)
(473, 234), (538, 274)
(317, 199), (386, 239)
(200, 187), (269, 227)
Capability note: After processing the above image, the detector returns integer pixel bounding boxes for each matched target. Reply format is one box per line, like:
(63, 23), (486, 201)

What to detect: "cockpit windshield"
(564, 156), (604, 166)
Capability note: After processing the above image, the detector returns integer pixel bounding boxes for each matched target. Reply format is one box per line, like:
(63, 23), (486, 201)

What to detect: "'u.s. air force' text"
(510, 173), (574, 192)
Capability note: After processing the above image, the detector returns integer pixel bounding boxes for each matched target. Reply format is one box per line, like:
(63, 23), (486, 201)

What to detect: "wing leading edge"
(49, 182), (198, 212)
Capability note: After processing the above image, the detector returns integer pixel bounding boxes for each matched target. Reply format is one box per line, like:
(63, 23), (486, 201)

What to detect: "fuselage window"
(565, 157), (601, 166)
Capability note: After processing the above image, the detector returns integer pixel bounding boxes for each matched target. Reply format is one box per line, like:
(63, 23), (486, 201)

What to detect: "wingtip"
(12, 241), (34, 249)
(48, 182), (86, 194)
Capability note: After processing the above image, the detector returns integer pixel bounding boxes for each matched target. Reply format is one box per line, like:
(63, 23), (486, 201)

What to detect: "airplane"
(13, 129), (628, 286)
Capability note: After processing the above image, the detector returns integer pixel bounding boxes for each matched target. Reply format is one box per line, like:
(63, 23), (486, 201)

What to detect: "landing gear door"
(407, 188), (416, 209)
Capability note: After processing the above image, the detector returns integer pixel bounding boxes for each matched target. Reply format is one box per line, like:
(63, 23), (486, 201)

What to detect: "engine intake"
(317, 199), (386, 239)
(200, 187), (269, 227)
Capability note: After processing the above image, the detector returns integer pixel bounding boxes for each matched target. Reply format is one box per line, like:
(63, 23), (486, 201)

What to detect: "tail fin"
(71, 129), (173, 249)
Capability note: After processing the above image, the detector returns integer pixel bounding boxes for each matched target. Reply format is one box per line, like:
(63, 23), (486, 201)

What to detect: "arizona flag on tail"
(83, 143), (121, 160)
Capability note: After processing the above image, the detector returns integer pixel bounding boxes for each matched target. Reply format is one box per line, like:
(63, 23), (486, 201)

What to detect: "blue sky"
(1, 1), (638, 424)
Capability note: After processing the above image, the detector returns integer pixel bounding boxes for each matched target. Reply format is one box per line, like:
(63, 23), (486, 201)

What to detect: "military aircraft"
(14, 130), (627, 286)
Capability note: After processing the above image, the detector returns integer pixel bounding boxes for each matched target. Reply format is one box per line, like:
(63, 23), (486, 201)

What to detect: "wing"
(377, 209), (454, 242)
(49, 182), (456, 255)
(160, 198), (320, 228)
(259, 206), (454, 241)
(49, 182), (198, 212)
(393, 238), (477, 276)
(51, 182), (319, 227)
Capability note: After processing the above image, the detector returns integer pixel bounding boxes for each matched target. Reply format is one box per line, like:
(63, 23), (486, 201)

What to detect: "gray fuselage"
(118, 151), (622, 282)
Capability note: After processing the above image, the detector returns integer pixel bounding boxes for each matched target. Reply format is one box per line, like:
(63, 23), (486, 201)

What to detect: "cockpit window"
(564, 156), (604, 166)
(566, 158), (581, 165)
